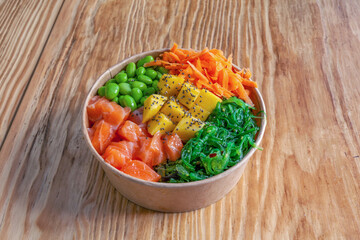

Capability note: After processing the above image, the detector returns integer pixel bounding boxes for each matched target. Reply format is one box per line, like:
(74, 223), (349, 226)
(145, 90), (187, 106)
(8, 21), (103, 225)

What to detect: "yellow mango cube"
(143, 94), (168, 123)
(158, 74), (185, 97)
(173, 116), (205, 142)
(147, 112), (176, 135)
(188, 104), (211, 121)
(176, 82), (200, 109)
(194, 88), (222, 113)
(160, 97), (186, 124)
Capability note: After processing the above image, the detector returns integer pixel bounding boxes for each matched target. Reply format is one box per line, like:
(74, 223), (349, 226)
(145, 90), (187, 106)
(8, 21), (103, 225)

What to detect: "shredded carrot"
(213, 83), (224, 96)
(170, 43), (178, 52)
(167, 52), (181, 63)
(162, 53), (170, 62)
(180, 66), (193, 78)
(241, 78), (258, 88)
(236, 82), (253, 105)
(187, 77), (196, 83)
(187, 61), (210, 84)
(223, 91), (233, 98)
(203, 69), (213, 83)
(144, 60), (165, 67)
(195, 58), (203, 74)
(198, 78), (212, 90)
(147, 43), (258, 103)
(227, 54), (233, 68)
(209, 49), (226, 61)
(195, 81), (202, 89)
(144, 60), (184, 69)
(231, 72), (258, 88)
(164, 64), (187, 70)
(181, 48), (209, 63)
(239, 68), (252, 79)
(228, 73), (240, 91)
(169, 69), (177, 75)
(220, 69), (229, 89)
(223, 88), (235, 98)
(174, 49), (187, 60)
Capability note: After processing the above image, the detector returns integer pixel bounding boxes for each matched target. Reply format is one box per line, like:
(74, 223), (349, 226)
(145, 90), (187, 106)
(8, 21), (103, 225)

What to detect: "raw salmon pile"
(87, 96), (183, 182)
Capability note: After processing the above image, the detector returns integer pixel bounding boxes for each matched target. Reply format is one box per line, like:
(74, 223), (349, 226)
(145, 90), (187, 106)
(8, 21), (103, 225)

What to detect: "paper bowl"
(82, 49), (266, 212)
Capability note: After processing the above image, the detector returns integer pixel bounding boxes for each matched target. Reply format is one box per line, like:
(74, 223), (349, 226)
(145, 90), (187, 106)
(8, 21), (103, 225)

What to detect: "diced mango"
(194, 88), (222, 113)
(143, 94), (168, 123)
(173, 116), (205, 142)
(188, 104), (211, 121)
(176, 82), (200, 109)
(160, 97), (186, 124)
(158, 74), (185, 97)
(147, 112), (176, 135)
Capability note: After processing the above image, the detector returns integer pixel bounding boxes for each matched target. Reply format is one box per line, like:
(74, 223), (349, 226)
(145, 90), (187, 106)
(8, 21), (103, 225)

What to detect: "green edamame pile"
(97, 55), (168, 111)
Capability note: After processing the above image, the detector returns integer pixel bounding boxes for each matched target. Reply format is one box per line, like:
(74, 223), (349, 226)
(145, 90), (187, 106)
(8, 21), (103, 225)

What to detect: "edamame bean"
(157, 66), (168, 74)
(98, 86), (105, 96)
(130, 81), (147, 91)
(118, 83), (132, 95)
(140, 96), (148, 105)
(114, 72), (128, 83)
(118, 95), (126, 107)
(123, 95), (137, 111)
(105, 83), (120, 100)
(112, 96), (119, 104)
(137, 74), (153, 85)
(135, 67), (146, 76)
(105, 79), (116, 86)
(126, 62), (136, 78)
(143, 87), (156, 96)
(131, 88), (143, 103)
(136, 55), (155, 67)
(152, 80), (159, 90)
(145, 69), (157, 79)
(156, 72), (162, 80)
(143, 55), (154, 63)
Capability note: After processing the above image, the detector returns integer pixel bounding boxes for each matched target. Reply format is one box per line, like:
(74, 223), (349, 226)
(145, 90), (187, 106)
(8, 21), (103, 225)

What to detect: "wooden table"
(1, 0), (359, 239)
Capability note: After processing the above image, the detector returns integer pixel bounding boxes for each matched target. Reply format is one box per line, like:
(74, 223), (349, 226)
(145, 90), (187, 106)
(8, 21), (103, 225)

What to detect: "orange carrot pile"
(144, 43), (257, 105)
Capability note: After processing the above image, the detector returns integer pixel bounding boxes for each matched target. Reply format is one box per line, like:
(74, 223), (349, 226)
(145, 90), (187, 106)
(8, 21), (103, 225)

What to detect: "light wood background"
(1, 0), (359, 239)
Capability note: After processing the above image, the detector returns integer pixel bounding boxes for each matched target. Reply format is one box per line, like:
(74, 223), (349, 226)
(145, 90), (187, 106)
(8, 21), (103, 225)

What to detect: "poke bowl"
(82, 46), (266, 212)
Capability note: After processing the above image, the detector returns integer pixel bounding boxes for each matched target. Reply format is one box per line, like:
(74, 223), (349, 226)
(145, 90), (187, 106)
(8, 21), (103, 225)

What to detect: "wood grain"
(0, 0), (64, 146)
(0, 0), (359, 239)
